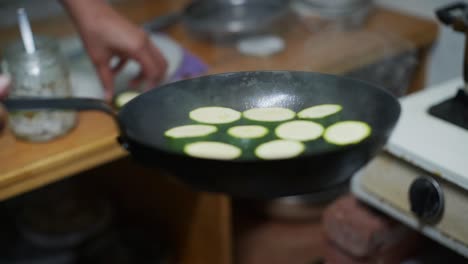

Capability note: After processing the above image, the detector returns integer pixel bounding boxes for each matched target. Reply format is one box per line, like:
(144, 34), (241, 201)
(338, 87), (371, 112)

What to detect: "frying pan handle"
(436, 2), (468, 29)
(4, 97), (114, 115)
(4, 97), (133, 149)
(436, 2), (468, 87)
(143, 11), (183, 32)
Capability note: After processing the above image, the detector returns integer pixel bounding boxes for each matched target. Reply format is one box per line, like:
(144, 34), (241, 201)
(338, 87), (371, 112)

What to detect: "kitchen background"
(0, 0), (466, 263)
(0, 0), (463, 88)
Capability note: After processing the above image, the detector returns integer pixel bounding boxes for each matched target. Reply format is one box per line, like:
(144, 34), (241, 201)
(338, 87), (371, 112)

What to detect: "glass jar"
(2, 36), (77, 142)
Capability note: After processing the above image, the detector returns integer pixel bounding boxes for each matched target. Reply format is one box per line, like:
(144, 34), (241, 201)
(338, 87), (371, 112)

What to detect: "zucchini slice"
(297, 104), (342, 119)
(184, 141), (242, 160)
(189, 107), (241, 124)
(243, 107), (295, 122)
(275, 120), (324, 141)
(227, 125), (268, 139)
(324, 121), (371, 146)
(297, 104), (342, 126)
(255, 139), (305, 160)
(114, 91), (141, 109)
(164, 124), (218, 139)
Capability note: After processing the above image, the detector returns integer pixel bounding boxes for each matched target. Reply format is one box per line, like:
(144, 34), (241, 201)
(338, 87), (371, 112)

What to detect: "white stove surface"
(386, 77), (468, 190)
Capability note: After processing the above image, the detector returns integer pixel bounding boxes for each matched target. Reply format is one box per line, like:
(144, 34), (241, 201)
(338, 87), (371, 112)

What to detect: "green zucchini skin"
(297, 104), (342, 127)
(113, 91), (141, 110)
(163, 105), (371, 159)
(189, 106), (241, 125)
(227, 125), (268, 139)
(242, 107), (296, 128)
(323, 121), (371, 146)
(164, 124), (219, 152)
(184, 141), (242, 160)
(165, 134), (218, 153)
(254, 139), (305, 160)
(274, 120), (324, 142)
(224, 125), (273, 159)
(164, 124), (218, 138)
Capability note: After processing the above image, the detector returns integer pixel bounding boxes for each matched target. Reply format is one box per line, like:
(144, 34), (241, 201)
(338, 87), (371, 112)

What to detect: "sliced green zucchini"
(255, 139), (305, 160)
(164, 124), (218, 139)
(189, 106), (241, 125)
(184, 141), (242, 160)
(226, 125), (270, 158)
(275, 120), (324, 142)
(114, 91), (141, 109)
(324, 121), (371, 146)
(243, 107), (295, 123)
(227, 125), (268, 139)
(298, 104), (342, 119)
(165, 125), (218, 152)
(297, 104), (342, 126)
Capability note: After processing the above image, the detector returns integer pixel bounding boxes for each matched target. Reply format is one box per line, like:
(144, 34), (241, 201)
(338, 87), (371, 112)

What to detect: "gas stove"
(352, 76), (468, 257)
(352, 2), (468, 258)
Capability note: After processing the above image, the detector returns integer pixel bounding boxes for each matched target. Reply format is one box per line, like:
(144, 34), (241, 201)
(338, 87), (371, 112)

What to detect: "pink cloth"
(322, 195), (423, 263)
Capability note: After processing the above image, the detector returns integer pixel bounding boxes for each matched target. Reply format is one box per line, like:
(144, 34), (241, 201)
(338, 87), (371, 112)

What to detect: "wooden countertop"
(0, 112), (126, 201)
(0, 0), (439, 201)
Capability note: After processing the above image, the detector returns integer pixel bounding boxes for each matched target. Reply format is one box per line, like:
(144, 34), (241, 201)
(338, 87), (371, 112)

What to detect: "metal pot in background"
(291, 0), (374, 32)
(144, 0), (293, 42)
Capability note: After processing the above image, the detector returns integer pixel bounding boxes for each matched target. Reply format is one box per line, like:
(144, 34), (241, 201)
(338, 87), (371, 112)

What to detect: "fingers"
(131, 37), (168, 91)
(111, 57), (128, 74)
(150, 43), (168, 78)
(90, 34), (168, 96)
(96, 63), (114, 101)
(0, 103), (6, 134)
(129, 70), (145, 89)
(0, 75), (11, 99)
(0, 75), (11, 134)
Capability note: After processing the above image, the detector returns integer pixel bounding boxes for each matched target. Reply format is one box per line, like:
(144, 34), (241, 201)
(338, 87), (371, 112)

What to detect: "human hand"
(0, 75), (11, 134)
(61, 0), (167, 101)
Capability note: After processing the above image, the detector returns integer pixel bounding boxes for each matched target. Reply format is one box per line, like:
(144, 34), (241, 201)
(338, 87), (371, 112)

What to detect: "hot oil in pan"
(163, 105), (372, 161)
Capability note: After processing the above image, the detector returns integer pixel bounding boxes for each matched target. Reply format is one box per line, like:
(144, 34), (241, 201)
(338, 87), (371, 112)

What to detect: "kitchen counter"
(0, 1), (439, 263)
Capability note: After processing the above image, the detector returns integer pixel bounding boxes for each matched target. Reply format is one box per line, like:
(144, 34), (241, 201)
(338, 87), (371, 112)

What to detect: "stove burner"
(429, 89), (468, 130)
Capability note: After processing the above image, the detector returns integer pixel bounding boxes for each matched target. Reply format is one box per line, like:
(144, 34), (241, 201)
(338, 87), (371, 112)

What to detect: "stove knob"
(409, 177), (444, 224)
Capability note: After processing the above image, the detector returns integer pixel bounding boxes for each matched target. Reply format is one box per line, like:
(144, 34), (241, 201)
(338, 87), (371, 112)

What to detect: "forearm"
(60, 0), (113, 30)
(60, 0), (108, 16)
(0, 104), (6, 134)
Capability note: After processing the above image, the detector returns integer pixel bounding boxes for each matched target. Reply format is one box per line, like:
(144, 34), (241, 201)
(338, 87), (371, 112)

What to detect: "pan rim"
(141, 70), (401, 101)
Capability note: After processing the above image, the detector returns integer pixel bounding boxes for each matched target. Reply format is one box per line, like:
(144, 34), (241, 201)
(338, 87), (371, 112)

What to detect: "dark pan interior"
(119, 71), (399, 155)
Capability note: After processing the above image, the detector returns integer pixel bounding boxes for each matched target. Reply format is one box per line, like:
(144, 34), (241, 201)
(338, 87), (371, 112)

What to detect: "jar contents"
(3, 37), (77, 142)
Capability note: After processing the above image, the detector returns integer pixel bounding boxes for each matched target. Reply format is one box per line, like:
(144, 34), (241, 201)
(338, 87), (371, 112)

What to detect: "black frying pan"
(4, 71), (400, 199)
